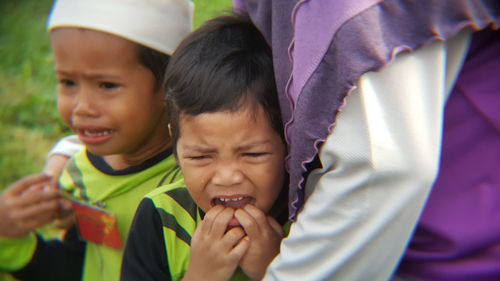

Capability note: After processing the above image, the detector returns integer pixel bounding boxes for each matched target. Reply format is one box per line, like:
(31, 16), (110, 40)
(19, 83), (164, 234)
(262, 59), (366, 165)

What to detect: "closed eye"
(189, 155), (209, 160)
(184, 155), (212, 166)
(243, 152), (269, 158)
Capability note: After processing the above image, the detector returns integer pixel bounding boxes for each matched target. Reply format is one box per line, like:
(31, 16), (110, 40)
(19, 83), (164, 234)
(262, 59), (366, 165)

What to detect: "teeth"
(219, 197), (244, 202)
(83, 130), (113, 137)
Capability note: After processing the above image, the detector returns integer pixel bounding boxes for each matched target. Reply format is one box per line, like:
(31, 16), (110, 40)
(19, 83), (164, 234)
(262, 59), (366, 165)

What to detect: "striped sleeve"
(121, 198), (171, 281)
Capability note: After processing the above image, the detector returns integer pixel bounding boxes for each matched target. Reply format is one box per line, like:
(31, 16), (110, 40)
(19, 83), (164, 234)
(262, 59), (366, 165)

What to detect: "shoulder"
(60, 148), (93, 180)
(145, 179), (187, 201)
(147, 181), (199, 221)
(145, 181), (201, 236)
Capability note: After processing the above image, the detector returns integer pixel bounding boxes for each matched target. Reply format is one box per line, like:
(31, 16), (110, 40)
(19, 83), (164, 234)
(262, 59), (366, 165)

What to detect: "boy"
(0, 0), (193, 280)
(121, 14), (288, 281)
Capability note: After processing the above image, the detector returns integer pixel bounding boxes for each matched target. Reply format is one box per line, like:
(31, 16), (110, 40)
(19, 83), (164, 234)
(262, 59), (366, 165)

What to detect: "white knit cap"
(47, 0), (194, 55)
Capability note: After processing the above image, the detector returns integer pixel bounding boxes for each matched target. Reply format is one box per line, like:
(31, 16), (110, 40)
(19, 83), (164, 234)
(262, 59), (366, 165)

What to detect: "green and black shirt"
(4, 148), (181, 281)
(122, 182), (253, 281)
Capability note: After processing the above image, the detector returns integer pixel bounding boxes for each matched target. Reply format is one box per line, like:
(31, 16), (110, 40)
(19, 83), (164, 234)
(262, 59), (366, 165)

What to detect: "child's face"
(51, 28), (169, 160)
(176, 104), (286, 216)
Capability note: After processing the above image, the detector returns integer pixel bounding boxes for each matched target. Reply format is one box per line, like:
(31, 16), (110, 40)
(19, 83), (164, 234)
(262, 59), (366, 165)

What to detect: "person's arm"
(264, 30), (471, 281)
(46, 135), (82, 160)
(121, 198), (172, 281)
(44, 135), (82, 229)
(44, 135), (82, 180)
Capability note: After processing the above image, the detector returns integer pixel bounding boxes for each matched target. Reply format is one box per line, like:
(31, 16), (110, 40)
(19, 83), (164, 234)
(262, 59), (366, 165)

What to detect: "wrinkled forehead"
(179, 97), (265, 123)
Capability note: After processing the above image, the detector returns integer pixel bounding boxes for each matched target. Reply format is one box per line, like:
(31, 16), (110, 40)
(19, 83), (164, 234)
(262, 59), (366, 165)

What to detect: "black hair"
(138, 45), (170, 90)
(164, 13), (283, 148)
(165, 14), (288, 222)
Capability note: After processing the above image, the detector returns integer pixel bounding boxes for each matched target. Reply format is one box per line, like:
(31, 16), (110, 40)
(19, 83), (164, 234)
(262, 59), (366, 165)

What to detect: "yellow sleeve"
(0, 233), (37, 271)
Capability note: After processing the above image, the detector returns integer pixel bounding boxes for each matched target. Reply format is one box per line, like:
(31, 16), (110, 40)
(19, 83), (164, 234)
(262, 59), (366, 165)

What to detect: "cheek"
(267, 171), (285, 202)
(268, 157), (286, 186)
(187, 186), (210, 212)
(255, 163), (286, 211)
(57, 95), (73, 125)
(110, 101), (150, 134)
(127, 94), (165, 126)
(182, 167), (211, 211)
(269, 162), (286, 198)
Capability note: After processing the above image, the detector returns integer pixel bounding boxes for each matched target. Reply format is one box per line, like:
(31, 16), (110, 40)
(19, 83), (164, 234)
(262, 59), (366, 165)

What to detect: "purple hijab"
(233, 0), (500, 220)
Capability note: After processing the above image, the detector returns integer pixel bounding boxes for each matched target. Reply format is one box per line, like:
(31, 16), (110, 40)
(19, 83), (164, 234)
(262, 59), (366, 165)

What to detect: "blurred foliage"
(193, 0), (233, 27)
(0, 0), (65, 191)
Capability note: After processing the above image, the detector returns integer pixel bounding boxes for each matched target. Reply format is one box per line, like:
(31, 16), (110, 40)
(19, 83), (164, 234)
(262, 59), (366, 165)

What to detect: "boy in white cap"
(0, 0), (193, 280)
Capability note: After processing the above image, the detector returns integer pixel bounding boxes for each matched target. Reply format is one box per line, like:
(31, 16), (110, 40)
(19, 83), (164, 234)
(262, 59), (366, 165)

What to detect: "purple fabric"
(395, 29), (500, 281)
(234, 0), (500, 221)
(233, 0), (500, 279)
(290, 0), (500, 220)
(287, 0), (382, 214)
(234, 0), (296, 126)
(289, 0), (380, 102)
(234, 0), (500, 279)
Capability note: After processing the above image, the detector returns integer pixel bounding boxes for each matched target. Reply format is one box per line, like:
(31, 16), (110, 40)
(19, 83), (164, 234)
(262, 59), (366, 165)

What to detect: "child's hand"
(183, 205), (250, 281)
(0, 173), (60, 237)
(53, 198), (75, 229)
(234, 205), (284, 280)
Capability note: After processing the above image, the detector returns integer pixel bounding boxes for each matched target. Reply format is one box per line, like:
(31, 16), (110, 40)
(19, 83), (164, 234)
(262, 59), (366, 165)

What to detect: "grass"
(0, 0), (65, 190)
(0, 1), (231, 279)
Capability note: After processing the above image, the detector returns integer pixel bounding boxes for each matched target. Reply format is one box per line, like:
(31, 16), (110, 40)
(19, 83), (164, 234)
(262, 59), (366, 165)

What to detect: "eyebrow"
(181, 140), (273, 154)
(55, 70), (122, 80)
(235, 140), (272, 152)
(181, 145), (217, 154)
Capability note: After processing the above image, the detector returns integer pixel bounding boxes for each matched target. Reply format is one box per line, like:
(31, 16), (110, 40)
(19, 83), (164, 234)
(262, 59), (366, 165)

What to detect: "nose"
(211, 161), (244, 187)
(73, 86), (99, 118)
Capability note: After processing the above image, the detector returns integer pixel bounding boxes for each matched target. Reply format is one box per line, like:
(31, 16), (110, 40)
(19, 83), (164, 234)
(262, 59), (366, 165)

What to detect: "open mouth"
(75, 127), (115, 145)
(81, 129), (114, 137)
(212, 196), (254, 209)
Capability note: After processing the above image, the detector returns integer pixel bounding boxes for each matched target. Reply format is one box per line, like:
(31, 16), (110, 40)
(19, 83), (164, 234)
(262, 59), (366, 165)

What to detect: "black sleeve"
(11, 225), (85, 281)
(121, 198), (171, 281)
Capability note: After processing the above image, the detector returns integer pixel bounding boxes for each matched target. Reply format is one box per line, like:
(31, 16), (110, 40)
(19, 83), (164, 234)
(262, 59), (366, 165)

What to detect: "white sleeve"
(46, 135), (83, 159)
(264, 30), (471, 281)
